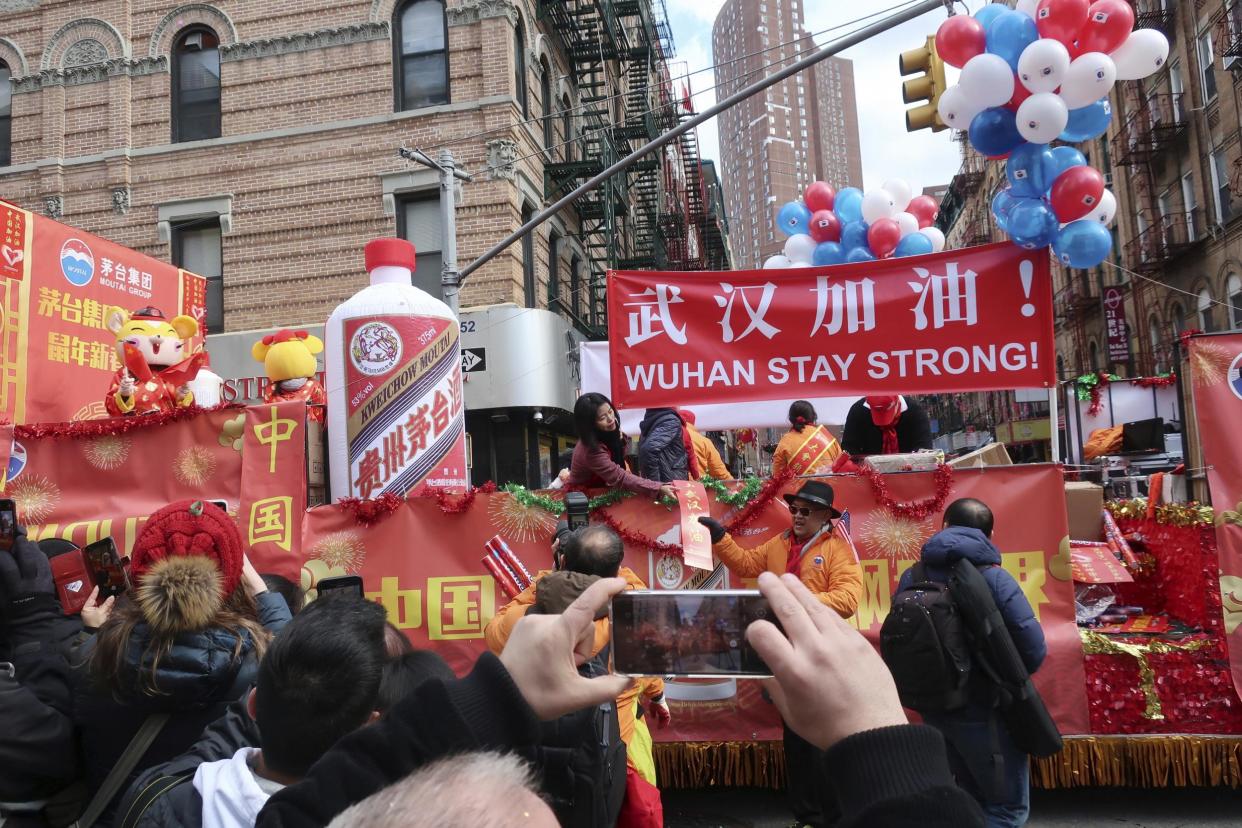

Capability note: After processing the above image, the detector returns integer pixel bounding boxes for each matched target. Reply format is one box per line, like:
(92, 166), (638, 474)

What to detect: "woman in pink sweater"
(567, 393), (674, 500)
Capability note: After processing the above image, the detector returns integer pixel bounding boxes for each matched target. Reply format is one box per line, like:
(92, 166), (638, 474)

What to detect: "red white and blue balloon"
(768, 179), (944, 267)
(934, 0), (1169, 268)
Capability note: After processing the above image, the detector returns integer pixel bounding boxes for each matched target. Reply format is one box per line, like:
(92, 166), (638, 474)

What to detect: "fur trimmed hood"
(137, 556), (225, 635)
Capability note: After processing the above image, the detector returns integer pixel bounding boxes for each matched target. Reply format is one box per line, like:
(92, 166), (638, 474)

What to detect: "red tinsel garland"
(336, 493), (406, 526)
(1086, 372), (1111, 417)
(6, 403), (244, 440)
(419, 481), (498, 514)
(857, 464), (955, 521)
(1134, 373), (1176, 389)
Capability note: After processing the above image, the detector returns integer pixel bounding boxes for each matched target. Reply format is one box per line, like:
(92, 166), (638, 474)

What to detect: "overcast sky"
(665, 0), (966, 194)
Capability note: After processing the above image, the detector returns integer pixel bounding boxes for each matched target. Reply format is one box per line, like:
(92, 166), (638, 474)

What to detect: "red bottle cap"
(364, 238), (416, 272)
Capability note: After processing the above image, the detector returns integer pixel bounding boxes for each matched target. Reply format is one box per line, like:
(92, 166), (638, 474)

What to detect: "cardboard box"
(864, 451), (944, 473)
(1064, 481), (1104, 541)
(947, 442), (1013, 468)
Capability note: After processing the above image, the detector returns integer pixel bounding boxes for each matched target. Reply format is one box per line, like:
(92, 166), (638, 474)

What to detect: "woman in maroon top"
(567, 393), (675, 500)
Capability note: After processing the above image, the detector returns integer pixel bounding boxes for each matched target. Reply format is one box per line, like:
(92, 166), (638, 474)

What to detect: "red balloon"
(1078, 0), (1134, 54)
(935, 15), (987, 68)
(1005, 79), (1033, 112)
(867, 218), (901, 258)
(906, 195), (939, 224)
(918, 216), (934, 229)
(804, 181), (836, 212)
(808, 209), (842, 243)
(1050, 165), (1106, 222)
(1035, 0), (1090, 46)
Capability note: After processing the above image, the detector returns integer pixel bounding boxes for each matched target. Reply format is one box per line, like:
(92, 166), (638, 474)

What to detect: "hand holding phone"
(83, 538), (132, 600)
(317, 575), (364, 600)
(0, 499), (17, 553)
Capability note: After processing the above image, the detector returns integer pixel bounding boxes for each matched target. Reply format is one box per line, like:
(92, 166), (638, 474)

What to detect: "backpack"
(523, 645), (626, 828)
(880, 562), (973, 712)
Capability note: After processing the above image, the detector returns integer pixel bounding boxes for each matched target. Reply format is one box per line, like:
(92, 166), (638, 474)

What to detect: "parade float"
(4, 0), (1242, 793)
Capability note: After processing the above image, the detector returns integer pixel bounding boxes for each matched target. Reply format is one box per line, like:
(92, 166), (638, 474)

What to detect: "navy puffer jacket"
(73, 591), (290, 824)
(896, 526), (1047, 676)
(637, 408), (689, 483)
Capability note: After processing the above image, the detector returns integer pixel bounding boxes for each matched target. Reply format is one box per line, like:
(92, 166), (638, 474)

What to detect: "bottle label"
(343, 314), (467, 496)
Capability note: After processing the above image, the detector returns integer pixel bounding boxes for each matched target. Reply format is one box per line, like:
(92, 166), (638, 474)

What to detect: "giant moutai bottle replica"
(326, 238), (467, 499)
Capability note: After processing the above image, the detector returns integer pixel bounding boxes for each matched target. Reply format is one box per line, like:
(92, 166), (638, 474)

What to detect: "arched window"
(1171, 301), (1186, 333)
(570, 255), (582, 320)
(1149, 314), (1164, 373)
(539, 57), (552, 148)
(1198, 286), (1216, 332)
(1228, 273), (1242, 329)
(1089, 341), (1100, 372)
(395, 0), (449, 110)
(514, 21), (527, 118)
(547, 230), (561, 310)
(171, 28), (221, 142)
(561, 94), (573, 162)
(0, 60), (11, 167)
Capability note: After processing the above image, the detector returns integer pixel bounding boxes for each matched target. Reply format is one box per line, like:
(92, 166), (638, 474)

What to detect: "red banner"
(1188, 333), (1242, 700)
(606, 244), (1054, 408)
(303, 464), (1087, 741)
(240, 401), (308, 580)
(2, 405), (300, 560)
(0, 203), (206, 424)
(1103, 286), (1130, 364)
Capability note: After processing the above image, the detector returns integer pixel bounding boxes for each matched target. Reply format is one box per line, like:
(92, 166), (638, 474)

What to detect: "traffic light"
(899, 35), (947, 133)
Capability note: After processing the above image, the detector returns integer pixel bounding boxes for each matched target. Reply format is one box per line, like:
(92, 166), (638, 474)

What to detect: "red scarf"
(786, 536), (808, 575)
(873, 411), (902, 454)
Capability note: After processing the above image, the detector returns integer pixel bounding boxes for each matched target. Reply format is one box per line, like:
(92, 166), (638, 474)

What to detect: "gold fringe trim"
(654, 736), (1242, 789)
(653, 741), (786, 789)
(1032, 736), (1242, 789)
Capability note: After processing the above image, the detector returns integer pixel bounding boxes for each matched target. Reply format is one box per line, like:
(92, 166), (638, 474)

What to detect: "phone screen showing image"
(0, 499), (16, 553)
(610, 590), (780, 678)
(83, 538), (130, 599)
(317, 575), (365, 600)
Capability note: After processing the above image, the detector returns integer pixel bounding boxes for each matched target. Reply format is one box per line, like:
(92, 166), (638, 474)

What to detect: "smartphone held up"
(82, 537), (133, 600)
(0, 498), (16, 553)
(610, 590), (781, 679)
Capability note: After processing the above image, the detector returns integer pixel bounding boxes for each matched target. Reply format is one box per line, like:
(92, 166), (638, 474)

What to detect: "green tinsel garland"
(501, 475), (768, 515)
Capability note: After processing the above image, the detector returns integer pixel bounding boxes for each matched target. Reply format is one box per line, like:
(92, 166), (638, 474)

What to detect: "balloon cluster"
(767, 179), (944, 268)
(935, 0), (1169, 268)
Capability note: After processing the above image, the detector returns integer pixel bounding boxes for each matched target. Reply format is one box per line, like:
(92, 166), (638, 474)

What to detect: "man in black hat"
(699, 480), (863, 827)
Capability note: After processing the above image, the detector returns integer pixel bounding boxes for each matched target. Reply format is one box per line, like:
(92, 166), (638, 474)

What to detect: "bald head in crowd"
(326, 752), (556, 828)
(562, 524), (624, 578)
(943, 497), (994, 538)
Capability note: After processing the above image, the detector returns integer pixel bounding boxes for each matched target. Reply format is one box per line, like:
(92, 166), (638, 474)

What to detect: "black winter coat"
(840, 397), (933, 456)
(72, 592), (290, 825)
(637, 408), (689, 483)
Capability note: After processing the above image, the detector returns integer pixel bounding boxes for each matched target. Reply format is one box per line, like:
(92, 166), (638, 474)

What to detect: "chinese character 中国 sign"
(606, 244), (1054, 408)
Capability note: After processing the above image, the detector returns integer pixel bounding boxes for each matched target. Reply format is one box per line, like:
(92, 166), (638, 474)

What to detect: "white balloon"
(861, 188), (896, 224)
(1091, 189), (1117, 226)
(1111, 29), (1171, 81)
(959, 53), (1016, 108)
(1015, 0), (1039, 18)
(919, 226), (946, 253)
(783, 233), (817, 263)
(1018, 38), (1071, 94)
(937, 84), (985, 130)
(1060, 52), (1117, 109)
(1016, 92), (1070, 144)
(882, 179), (913, 212)
(894, 211), (920, 237)
(763, 254), (792, 269)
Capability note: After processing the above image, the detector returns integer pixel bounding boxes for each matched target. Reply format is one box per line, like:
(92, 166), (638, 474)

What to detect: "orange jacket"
(712, 524), (862, 618)
(483, 567), (665, 754)
(771, 425), (842, 477)
(687, 424), (731, 480)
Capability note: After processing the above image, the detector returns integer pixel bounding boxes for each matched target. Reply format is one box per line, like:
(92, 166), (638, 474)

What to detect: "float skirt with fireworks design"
(0, 204), (206, 424)
(1188, 333), (1242, 701)
(0, 402), (305, 559)
(301, 463), (1088, 743)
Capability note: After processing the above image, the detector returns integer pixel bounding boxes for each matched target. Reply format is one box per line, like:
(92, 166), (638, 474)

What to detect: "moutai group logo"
(59, 238), (95, 287)
(349, 321), (403, 376)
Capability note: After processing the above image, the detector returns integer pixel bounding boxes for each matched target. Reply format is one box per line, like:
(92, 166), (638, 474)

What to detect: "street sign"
(462, 347), (487, 373)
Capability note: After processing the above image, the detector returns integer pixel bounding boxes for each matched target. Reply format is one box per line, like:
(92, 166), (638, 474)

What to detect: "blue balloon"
(1060, 99), (1113, 143)
(986, 10), (1038, 71)
(894, 233), (934, 258)
(974, 2), (1007, 29)
(812, 241), (846, 266)
(835, 187), (864, 223)
(1053, 220), (1113, 268)
(841, 220), (869, 251)
(1006, 143), (1056, 198)
(1046, 146), (1087, 188)
(968, 108), (1024, 158)
(776, 201), (812, 237)
(846, 247), (876, 263)
(1006, 199), (1059, 249)
(992, 189), (1018, 232)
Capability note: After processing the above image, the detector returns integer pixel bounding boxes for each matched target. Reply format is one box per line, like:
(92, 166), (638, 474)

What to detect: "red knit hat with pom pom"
(130, 500), (243, 597)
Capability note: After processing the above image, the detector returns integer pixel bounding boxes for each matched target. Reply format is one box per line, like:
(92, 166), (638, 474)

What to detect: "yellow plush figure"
(252, 329), (327, 422)
(105, 307), (201, 416)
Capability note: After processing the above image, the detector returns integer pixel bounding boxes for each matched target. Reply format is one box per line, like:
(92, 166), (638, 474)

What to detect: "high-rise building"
(711, 0), (863, 269)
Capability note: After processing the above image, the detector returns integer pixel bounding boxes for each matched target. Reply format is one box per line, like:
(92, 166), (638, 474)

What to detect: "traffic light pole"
(457, 0), (946, 283)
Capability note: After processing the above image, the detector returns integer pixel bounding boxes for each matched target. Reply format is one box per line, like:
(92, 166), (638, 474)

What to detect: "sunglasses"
(788, 504), (826, 517)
